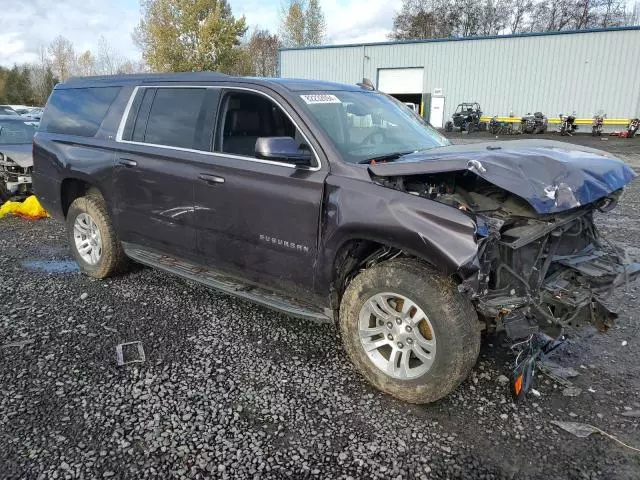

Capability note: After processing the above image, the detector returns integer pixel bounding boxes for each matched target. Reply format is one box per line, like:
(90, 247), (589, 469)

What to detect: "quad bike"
(445, 102), (487, 133)
(521, 112), (548, 134)
(592, 111), (606, 136)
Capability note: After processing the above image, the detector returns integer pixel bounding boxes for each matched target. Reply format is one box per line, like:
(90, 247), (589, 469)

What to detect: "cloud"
(230, 0), (401, 45)
(0, 0), (403, 67)
(0, 0), (141, 67)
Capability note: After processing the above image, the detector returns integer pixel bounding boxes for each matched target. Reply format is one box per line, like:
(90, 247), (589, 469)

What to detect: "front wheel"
(339, 258), (480, 404)
(444, 121), (453, 132)
(66, 189), (128, 278)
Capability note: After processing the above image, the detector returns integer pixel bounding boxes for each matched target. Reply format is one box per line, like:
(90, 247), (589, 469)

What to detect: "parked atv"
(592, 112), (606, 136)
(445, 102), (486, 133)
(521, 112), (548, 134)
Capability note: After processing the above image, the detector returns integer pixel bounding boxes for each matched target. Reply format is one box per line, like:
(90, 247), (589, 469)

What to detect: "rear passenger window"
(142, 88), (206, 149)
(40, 87), (121, 137)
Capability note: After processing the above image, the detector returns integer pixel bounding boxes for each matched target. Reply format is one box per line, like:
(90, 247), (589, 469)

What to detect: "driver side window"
(214, 91), (307, 160)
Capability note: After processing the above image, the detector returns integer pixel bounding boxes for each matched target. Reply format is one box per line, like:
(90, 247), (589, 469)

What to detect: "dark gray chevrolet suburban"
(33, 72), (637, 403)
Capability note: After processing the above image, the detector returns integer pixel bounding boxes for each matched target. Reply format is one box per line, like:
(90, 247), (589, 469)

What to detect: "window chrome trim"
(114, 84), (322, 172)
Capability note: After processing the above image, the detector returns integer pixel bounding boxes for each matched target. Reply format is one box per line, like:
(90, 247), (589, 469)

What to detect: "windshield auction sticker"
(300, 94), (341, 104)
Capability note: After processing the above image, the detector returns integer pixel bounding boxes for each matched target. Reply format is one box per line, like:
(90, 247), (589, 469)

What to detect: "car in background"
(23, 107), (43, 121)
(0, 115), (37, 201)
(0, 105), (19, 116)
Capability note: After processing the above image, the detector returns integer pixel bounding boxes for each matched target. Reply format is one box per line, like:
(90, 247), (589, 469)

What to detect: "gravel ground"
(2, 135), (640, 479)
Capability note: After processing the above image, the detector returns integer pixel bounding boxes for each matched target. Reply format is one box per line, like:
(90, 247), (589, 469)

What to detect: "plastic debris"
(552, 420), (640, 453)
(562, 386), (582, 397)
(115, 341), (146, 366)
(621, 340), (628, 346)
(0, 195), (49, 220)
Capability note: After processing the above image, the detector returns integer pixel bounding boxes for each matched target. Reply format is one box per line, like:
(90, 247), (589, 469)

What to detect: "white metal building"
(278, 27), (640, 127)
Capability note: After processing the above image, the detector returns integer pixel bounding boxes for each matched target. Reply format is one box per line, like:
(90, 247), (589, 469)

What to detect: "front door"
(113, 86), (216, 258)
(192, 87), (327, 299)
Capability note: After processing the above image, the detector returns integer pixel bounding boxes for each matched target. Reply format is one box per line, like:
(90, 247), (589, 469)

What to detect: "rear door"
(191, 86), (328, 299)
(113, 86), (216, 259)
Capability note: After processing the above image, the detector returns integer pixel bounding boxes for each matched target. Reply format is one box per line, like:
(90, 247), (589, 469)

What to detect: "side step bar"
(123, 243), (332, 323)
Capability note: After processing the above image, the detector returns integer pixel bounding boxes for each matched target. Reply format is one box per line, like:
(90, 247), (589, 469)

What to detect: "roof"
(59, 72), (365, 92)
(279, 25), (640, 52)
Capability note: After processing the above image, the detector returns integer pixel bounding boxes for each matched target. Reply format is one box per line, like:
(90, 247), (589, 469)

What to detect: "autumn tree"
(48, 35), (75, 82)
(133, 0), (247, 72)
(248, 29), (280, 77)
(279, 0), (326, 47)
(305, 0), (326, 45)
(77, 50), (97, 77)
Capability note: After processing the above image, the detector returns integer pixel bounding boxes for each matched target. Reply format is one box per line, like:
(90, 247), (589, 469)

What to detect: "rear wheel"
(66, 189), (128, 278)
(339, 258), (480, 404)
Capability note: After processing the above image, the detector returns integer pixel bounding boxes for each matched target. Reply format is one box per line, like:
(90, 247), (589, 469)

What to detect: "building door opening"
(377, 68), (424, 115)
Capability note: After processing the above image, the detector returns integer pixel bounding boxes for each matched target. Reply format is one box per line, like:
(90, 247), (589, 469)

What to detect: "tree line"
(390, 0), (639, 40)
(2, 0), (638, 106)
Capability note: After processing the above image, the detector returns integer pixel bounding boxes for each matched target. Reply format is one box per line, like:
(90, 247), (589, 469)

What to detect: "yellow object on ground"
(0, 195), (49, 220)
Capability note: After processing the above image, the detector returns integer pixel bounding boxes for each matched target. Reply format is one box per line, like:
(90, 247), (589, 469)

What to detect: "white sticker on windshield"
(300, 94), (341, 104)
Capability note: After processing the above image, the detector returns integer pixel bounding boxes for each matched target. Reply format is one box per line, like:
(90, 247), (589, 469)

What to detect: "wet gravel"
(1, 136), (640, 479)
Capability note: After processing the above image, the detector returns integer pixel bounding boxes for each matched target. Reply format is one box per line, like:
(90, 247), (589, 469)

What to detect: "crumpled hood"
(0, 143), (33, 169)
(368, 139), (636, 214)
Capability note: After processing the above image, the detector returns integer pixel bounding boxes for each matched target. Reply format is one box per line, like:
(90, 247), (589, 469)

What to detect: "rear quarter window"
(40, 87), (121, 137)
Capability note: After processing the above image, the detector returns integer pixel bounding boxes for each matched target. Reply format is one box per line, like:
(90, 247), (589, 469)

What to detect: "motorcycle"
(627, 118), (640, 138)
(559, 112), (578, 136)
(592, 111), (606, 136)
(521, 112), (547, 134)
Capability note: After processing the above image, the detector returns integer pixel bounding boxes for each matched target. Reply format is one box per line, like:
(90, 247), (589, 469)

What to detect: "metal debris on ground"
(2, 339), (35, 350)
(551, 420), (640, 453)
(115, 341), (146, 366)
(538, 358), (582, 397)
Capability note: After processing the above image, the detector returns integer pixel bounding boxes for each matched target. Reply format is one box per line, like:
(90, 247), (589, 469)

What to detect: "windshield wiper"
(357, 151), (414, 164)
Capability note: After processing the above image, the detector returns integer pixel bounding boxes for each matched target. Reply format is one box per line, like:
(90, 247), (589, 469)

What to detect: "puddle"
(22, 260), (79, 274)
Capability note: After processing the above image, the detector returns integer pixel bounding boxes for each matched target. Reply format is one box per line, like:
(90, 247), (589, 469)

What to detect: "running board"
(123, 243), (332, 323)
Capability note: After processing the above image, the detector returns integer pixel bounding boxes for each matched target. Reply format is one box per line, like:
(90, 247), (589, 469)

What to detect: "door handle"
(198, 174), (225, 184)
(119, 159), (137, 167)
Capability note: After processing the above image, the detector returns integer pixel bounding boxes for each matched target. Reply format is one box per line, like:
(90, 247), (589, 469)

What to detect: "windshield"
(0, 120), (38, 144)
(298, 90), (450, 164)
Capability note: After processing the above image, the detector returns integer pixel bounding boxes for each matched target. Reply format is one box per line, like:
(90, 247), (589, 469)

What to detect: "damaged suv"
(0, 115), (37, 201)
(33, 74), (637, 403)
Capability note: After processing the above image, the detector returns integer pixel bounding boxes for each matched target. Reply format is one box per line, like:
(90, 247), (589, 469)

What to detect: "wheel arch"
(60, 176), (108, 218)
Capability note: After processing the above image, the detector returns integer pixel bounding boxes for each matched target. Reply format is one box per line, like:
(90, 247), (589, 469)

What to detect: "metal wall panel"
(280, 29), (640, 121)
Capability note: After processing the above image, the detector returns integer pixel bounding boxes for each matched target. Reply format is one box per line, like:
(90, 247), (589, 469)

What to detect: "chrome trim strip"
(115, 86), (139, 141)
(114, 84), (322, 172)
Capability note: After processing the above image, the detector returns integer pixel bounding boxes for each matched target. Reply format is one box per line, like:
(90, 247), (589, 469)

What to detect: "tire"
(339, 258), (480, 404)
(464, 121), (472, 133)
(66, 188), (128, 279)
(444, 121), (453, 133)
(478, 121), (487, 132)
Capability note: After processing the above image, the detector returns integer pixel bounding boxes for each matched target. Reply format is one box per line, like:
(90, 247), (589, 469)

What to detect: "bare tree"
(510, 0), (534, 33)
(48, 35), (75, 82)
(96, 36), (123, 75)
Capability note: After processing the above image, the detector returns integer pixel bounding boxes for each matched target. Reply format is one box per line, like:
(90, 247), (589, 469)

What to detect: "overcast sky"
(0, 0), (402, 67)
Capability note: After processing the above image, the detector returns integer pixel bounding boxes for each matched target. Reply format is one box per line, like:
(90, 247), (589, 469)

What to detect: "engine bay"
(371, 169), (639, 339)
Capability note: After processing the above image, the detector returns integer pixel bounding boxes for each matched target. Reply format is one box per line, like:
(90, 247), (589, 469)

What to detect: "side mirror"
(255, 137), (312, 167)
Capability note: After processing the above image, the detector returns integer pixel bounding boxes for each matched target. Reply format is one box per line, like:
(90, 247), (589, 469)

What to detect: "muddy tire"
(339, 258), (480, 404)
(66, 189), (128, 278)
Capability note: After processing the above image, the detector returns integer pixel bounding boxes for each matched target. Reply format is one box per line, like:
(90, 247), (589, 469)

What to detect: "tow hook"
(510, 333), (568, 402)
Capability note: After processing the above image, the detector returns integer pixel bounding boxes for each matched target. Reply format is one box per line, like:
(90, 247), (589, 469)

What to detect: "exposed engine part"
(370, 169), (639, 339)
